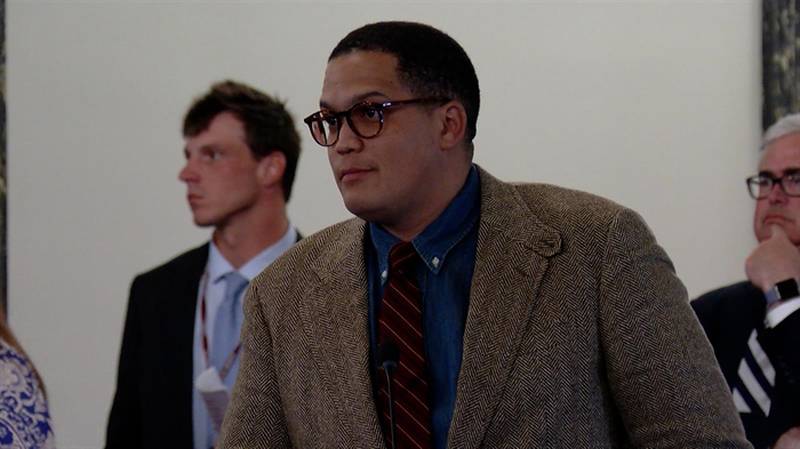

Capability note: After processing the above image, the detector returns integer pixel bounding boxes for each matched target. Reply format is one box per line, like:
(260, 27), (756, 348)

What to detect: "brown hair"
(0, 306), (47, 398)
(183, 80), (302, 201)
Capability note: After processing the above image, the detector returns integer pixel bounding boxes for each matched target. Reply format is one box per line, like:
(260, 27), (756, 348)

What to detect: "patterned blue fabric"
(0, 339), (55, 449)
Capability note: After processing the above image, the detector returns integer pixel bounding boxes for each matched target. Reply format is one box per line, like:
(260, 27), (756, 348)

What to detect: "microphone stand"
(378, 343), (399, 449)
(382, 363), (397, 449)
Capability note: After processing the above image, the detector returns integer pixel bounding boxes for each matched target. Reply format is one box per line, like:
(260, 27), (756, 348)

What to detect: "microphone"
(377, 341), (399, 449)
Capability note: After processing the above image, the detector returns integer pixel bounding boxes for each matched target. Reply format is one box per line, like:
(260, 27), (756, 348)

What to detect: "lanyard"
(199, 271), (243, 381)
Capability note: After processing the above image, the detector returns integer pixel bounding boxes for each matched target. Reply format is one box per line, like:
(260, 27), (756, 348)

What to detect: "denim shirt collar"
(370, 165), (480, 282)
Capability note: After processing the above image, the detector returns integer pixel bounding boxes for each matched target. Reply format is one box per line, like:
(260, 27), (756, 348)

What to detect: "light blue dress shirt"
(192, 225), (297, 449)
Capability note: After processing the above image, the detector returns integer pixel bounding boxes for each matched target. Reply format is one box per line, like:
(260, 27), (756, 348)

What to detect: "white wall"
(7, 1), (761, 448)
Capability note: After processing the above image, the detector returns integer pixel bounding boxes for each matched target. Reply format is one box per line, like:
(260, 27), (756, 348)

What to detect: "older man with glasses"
(694, 113), (800, 449)
(219, 21), (748, 449)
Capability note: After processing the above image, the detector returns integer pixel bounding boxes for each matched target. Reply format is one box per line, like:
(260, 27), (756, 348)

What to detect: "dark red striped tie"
(377, 241), (433, 449)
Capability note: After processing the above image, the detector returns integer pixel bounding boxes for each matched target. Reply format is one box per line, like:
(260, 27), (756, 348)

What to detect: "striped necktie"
(732, 329), (776, 417)
(377, 242), (433, 449)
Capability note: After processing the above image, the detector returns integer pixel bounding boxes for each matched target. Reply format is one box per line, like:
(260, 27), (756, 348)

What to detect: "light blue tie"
(204, 271), (248, 448)
(210, 271), (248, 376)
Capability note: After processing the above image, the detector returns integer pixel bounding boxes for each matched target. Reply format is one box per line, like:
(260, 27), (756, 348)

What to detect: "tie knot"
(388, 241), (417, 273)
(222, 271), (249, 302)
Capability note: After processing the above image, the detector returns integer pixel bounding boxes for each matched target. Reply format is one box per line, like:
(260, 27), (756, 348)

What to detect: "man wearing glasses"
(219, 21), (747, 449)
(693, 114), (800, 449)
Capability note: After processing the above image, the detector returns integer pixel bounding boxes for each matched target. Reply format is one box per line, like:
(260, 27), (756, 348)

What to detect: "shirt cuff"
(765, 296), (800, 328)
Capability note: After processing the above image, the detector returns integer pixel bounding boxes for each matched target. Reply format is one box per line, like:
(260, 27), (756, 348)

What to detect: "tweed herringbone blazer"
(219, 168), (750, 449)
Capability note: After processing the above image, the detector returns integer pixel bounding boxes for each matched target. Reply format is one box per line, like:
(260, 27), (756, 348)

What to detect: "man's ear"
(438, 101), (468, 151)
(257, 151), (287, 188)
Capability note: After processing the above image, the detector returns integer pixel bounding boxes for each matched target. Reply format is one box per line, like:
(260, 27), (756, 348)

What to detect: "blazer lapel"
(448, 169), (561, 449)
(304, 220), (385, 448)
(155, 243), (208, 441)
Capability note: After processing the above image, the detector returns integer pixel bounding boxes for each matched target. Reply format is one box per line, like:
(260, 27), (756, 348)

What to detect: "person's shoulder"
(266, 218), (363, 270)
(0, 339), (55, 448)
(692, 280), (759, 316)
(498, 177), (629, 238)
(692, 281), (763, 352)
(479, 167), (625, 223)
(478, 168), (648, 257)
(511, 181), (623, 216)
(133, 243), (208, 283)
(694, 280), (756, 304)
(252, 218), (363, 287)
(0, 338), (36, 383)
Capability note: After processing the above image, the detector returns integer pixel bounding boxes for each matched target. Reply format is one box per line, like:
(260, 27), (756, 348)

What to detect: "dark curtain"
(0, 0), (5, 312)
(763, 0), (800, 130)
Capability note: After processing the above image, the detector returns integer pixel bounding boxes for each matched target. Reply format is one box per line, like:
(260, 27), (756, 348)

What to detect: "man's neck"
(383, 210), (443, 242)
(383, 163), (473, 242)
(212, 209), (290, 269)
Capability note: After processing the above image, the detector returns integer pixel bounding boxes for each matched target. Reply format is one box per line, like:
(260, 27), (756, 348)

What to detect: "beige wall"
(8, 1), (760, 448)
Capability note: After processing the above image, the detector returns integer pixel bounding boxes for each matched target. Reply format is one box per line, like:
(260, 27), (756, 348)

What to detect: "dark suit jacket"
(105, 244), (208, 449)
(693, 281), (800, 449)
(219, 168), (749, 449)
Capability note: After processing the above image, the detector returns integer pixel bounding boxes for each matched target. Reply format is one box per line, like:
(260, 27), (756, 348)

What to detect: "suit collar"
(306, 220), (386, 447)
(473, 166), (561, 257)
(155, 243), (209, 443)
(312, 219), (367, 293)
(448, 166), (562, 449)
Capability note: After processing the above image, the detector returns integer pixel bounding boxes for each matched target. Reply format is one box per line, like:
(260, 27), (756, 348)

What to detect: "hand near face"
(745, 225), (800, 292)
(774, 427), (800, 449)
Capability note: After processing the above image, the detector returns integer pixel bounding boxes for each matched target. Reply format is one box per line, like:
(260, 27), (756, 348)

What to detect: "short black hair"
(183, 80), (301, 201)
(330, 21), (480, 146)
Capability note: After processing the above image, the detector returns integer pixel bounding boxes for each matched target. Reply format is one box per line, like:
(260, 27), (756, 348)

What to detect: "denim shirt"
(367, 165), (480, 449)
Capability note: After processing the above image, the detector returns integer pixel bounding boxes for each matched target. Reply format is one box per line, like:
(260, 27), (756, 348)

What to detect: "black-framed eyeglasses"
(746, 172), (800, 199)
(303, 97), (450, 147)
